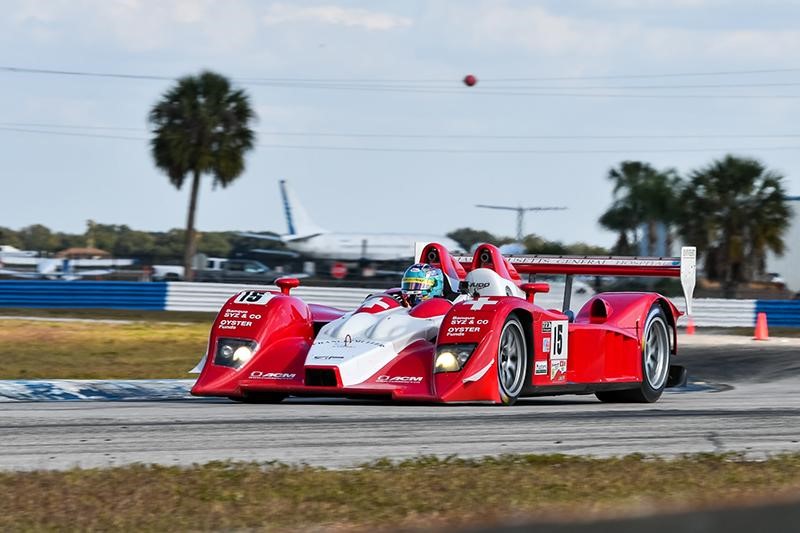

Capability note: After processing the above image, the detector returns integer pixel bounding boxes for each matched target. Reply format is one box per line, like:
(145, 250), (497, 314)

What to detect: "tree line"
(0, 224), (267, 264)
(446, 227), (609, 256)
(600, 156), (793, 297)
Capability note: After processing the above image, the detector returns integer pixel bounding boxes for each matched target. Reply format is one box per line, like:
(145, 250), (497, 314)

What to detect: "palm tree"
(677, 155), (792, 297)
(598, 202), (635, 255)
(149, 71), (256, 281)
(599, 161), (682, 255)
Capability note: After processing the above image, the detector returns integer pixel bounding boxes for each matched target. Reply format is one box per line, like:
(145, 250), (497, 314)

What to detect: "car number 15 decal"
(549, 320), (568, 360)
(544, 320), (569, 381)
(235, 290), (272, 304)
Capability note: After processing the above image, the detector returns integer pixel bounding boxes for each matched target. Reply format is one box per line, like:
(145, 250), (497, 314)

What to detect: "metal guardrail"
(755, 300), (800, 327)
(0, 280), (167, 310)
(673, 298), (758, 328)
(165, 282), (375, 313)
(0, 280), (797, 327)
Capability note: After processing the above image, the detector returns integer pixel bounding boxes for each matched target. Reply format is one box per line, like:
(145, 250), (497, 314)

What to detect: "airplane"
(239, 180), (463, 262)
(0, 258), (114, 281)
(0, 245), (40, 266)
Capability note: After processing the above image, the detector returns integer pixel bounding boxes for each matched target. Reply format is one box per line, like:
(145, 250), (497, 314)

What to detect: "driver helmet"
(401, 263), (444, 304)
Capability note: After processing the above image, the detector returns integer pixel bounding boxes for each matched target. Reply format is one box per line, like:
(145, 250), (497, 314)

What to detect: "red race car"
(191, 242), (696, 405)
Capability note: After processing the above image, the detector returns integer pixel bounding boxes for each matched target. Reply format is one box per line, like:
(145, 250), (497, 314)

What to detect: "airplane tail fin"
(279, 180), (326, 238)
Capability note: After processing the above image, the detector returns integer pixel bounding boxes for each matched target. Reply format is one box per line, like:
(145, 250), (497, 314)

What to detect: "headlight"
(214, 338), (258, 370)
(435, 344), (477, 373)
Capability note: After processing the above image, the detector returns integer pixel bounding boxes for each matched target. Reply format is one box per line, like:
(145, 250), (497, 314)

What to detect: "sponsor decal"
(508, 257), (677, 267)
(548, 319), (569, 381)
(462, 297), (498, 311)
(218, 308), (263, 329)
(249, 371), (295, 380)
(446, 316), (489, 337)
(447, 326), (483, 336)
(235, 290), (272, 305)
(377, 375), (423, 384)
(542, 338), (550, 353)
(468, 282), (490, 292)
(550, 359), (567, 381)
(450, 316), (488, 325)
(314, 338), (385, 348)
(223, 309), (261, 320)
(313, 355), (345, 360)
(549, 320), (569, 361)
(534, 360), (548, 375)
(218, 319), (253, 330)
(542, 321), (552, 334)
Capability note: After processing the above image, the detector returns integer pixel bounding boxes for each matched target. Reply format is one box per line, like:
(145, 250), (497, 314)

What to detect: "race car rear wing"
(451, 246), (697, 315)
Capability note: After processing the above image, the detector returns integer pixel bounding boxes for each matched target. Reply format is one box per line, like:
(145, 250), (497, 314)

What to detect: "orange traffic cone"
(754, 312), (769, 341)
(686, 317), (696, 335)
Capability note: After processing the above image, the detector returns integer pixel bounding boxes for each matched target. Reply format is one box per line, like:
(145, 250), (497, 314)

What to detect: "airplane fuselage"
(285, 233), (462, 261)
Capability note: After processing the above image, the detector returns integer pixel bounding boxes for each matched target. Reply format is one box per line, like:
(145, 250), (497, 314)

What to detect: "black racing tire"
(596, 303), (671, 403)
(497, 315), (529, 406)
(229, 392), (287, 404)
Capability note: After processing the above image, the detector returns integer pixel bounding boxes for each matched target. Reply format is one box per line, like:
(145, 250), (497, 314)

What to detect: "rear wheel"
(497, 316), (528, 405)
(596, 304), (671, 403)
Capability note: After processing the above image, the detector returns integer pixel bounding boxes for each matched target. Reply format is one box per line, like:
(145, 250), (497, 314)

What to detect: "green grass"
(0, 307), (216, 323)
(1, 454), (799, 532)
(0, 318), (208, 379)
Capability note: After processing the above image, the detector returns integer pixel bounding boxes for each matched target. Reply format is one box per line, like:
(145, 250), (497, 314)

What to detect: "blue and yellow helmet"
(401, 263), (444, 302)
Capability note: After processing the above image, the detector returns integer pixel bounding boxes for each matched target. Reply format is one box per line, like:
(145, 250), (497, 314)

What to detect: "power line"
(230, 81), (800, 98)
(4, 121), (800, 140)
(5, 64), (800, 86)
(257, 131), (800, 140)
(5, 126), (800, 154)
(0, 66), (173, 81)
(0, 126), (147, 141)
(486, 67), (800, 81)
(0, 122), (145, 132)
(4, 118), (800, 145)
(255, 143), (800, 154)
(234, 78), (800, 90)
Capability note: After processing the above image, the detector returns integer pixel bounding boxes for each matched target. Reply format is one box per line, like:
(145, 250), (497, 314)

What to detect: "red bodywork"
(191, 243), (687, 404)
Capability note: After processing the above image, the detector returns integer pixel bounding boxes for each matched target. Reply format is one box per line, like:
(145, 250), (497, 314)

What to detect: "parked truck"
(152, 257), (280, 284)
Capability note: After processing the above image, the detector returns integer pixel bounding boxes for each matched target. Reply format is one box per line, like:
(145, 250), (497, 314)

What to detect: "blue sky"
(2, 0), (800, 248)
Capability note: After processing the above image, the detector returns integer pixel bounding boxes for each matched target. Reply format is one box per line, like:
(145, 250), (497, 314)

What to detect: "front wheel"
(497, 316), (528, 405)
(596, 304), (671, 403)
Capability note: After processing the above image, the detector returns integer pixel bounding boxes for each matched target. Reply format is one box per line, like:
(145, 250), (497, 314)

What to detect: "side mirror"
(458, 280), (470, 294)
(275, 277), (300, 295)
(520, 282), (550, 304)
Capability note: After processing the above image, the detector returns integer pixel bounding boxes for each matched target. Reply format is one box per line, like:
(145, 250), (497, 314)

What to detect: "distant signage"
(330, 262), (348, 280)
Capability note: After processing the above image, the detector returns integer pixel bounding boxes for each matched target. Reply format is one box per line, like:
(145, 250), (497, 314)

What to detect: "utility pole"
(476, 205), (567, 241)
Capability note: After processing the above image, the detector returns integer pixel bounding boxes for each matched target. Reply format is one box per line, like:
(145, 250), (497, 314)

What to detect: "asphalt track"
(1, 336), (799, 471)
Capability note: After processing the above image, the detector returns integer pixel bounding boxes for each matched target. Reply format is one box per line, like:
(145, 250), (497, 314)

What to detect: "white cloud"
(263, 3), (412, 31)
(7, 0), (260, 52)
(589, 0), (719, 8)
(441, 1), (800, 61)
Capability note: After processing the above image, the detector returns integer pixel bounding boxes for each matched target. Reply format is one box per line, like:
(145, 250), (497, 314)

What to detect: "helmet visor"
(402, 277), (432, 293)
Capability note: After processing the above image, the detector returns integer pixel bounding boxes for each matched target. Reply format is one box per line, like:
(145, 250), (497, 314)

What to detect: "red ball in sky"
(463, 74), (478, 87)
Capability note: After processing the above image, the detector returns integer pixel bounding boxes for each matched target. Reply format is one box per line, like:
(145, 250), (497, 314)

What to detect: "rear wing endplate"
(452, 246), (697, 316)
